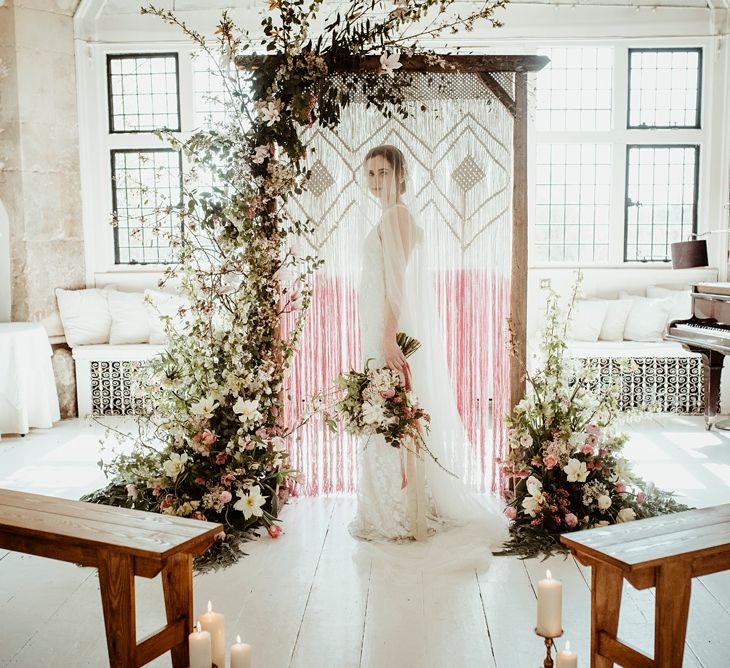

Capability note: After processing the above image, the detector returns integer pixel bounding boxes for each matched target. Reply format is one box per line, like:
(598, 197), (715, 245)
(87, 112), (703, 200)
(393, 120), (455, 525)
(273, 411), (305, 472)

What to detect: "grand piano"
(666, 282), (730, 428)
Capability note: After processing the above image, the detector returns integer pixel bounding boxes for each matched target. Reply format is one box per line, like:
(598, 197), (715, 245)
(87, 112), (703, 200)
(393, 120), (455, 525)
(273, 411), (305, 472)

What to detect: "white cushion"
(597, 299), (634, 342)
(619, 292), (674, 341)
(646, 285), (692, 323)
(570, 299), (609, 342)
(106, 289), (150, 345)
(54, 288), (111, 347)
(145, 289), (189, 344)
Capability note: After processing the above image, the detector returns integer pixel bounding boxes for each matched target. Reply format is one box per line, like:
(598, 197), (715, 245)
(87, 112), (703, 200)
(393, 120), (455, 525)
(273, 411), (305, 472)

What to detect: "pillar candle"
(199, 600), (225, 668)
(536, 569), (562, 637)
(231, 635), (252, 668)
(189, 621), (211, 668)
(556, 640), (577, 668)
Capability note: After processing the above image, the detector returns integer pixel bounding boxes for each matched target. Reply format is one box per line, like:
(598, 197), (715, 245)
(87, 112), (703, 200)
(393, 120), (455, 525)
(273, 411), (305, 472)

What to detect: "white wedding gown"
(349, 204), (506, 572)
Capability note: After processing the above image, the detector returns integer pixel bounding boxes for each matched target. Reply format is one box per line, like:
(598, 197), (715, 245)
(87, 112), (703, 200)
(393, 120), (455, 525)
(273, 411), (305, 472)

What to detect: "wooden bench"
(0, 488), (223, 667)
(561, 504), (730, 668)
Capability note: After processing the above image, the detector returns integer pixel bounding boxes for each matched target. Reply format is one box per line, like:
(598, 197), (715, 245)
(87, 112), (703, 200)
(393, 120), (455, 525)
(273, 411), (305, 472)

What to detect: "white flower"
(597, 494), (612, 511)
(259, 101), (281, 126)
(190, 396), (219, 418)
(162, 452), (189, 480)
(271, 436), (287, 452)
(233, 397), (262, 424)
(617, 507), (636, 523)
(594, 520), (610, 528)
(612, 457), (632, 482)
(234, 485), (266, 520)
(380, 51), (402, 77)
(564, 457), (589, 483)
(362, 400), (387, 425)
(526, 475), (542, 497)
(569, 431), (587, 448)
(252, 145), (270, 164)
(522, 493), (544, 518)
(519, 433), (533, 448)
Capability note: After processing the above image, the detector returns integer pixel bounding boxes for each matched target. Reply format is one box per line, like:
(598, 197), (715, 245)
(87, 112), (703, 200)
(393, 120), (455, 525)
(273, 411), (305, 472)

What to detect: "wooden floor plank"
(289, 498), (369, 668)
(477, 557), (544, 668)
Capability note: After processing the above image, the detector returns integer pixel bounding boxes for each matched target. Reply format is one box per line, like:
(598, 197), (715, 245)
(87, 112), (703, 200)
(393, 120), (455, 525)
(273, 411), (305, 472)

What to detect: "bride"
(348, 144), (505, 564)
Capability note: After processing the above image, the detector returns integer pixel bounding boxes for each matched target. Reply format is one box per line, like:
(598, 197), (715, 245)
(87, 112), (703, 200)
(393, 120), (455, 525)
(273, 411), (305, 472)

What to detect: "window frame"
(623, 143), (700, 263)
(626, 47), (702, 131)
(110, 147), (184, 265)
(106, 52), (182, 134)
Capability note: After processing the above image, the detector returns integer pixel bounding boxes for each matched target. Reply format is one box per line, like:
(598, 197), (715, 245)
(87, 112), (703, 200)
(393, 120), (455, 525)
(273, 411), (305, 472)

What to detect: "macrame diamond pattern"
(452, 154), (486, 192)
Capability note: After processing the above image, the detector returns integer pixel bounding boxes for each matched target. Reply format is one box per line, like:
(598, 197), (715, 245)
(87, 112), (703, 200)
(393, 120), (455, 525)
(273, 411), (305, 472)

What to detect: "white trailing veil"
(353, 155), (507, 575)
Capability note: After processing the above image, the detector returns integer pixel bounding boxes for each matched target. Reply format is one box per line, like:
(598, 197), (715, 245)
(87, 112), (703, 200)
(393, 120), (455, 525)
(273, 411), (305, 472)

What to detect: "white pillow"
(569, 299), (609, 342)
(106, 289), (150, 345)
(598, 299), (634, 342)
(646, 286), (692, 323)
(145, 289), (189, 344)
(55, 288), (111, 347)
(619, 292), (673, 341)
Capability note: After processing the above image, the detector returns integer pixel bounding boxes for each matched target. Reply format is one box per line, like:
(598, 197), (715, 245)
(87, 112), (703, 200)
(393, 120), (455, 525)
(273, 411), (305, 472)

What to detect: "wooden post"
(510, 72), (529, 412)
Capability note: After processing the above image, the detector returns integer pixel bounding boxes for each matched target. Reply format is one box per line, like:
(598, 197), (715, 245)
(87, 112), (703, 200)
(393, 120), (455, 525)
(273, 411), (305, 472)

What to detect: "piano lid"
(696, 282), (730, 297)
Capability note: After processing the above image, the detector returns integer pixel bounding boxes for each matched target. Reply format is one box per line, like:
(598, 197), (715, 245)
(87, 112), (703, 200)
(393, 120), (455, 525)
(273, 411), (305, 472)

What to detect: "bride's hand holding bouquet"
(326, 333), (452, 476)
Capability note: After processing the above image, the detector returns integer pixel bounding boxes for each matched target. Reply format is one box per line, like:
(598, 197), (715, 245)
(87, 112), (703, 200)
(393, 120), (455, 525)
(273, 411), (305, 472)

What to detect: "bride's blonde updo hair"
(364, 144), (407, 195)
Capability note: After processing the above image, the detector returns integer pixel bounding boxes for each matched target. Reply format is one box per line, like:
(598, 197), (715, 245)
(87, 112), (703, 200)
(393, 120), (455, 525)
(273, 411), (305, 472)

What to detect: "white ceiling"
(95, 0), (715, 15)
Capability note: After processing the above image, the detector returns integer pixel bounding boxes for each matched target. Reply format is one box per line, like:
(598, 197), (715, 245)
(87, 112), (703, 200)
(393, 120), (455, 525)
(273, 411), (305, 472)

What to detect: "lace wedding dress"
(349, 204), (506, 569)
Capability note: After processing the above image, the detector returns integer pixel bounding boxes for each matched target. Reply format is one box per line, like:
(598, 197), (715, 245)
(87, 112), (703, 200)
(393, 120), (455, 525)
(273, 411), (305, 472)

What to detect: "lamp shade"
(671, 239), (708, 269)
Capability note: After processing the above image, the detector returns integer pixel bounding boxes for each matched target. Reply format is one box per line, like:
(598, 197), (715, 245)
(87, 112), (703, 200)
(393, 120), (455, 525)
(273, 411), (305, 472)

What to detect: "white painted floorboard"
(1, 415), (730, 667)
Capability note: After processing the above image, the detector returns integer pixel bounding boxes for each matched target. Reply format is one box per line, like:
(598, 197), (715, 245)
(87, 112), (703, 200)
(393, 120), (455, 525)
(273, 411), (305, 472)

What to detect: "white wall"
(0, 198), (10, 322)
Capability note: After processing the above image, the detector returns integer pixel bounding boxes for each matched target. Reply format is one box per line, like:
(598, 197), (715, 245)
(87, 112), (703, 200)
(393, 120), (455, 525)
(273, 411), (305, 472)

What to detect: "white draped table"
(0, 323), (60, 437)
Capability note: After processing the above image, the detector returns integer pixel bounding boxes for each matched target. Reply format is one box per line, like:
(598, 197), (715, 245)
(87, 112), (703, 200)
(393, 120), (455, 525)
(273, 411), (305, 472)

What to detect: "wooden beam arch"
(237, 53), (549, 413)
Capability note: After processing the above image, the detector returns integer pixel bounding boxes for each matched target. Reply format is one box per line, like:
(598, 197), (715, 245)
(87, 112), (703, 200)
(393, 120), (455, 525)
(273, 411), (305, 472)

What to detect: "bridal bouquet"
(327, 333), (447, 470)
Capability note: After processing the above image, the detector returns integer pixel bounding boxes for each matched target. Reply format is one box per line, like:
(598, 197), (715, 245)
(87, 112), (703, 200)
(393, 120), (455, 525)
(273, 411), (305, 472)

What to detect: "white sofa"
(528, 267), (721, 414)
(55, 286), (184, 417)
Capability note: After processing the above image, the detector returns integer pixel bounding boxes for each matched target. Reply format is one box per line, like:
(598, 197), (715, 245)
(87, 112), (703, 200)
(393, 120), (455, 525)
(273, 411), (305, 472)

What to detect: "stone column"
(0, 0), (84, 417)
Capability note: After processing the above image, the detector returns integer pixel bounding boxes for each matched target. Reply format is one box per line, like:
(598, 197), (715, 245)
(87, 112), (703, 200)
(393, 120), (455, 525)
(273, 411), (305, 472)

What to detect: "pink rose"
(160, 496), (173, 510)
(268, 524), (282, 539)
(585, 434), (598, 447)
(581, 444), (593, 455)
(219, 490), (232, 504)
(636, 491), (647, 505)
(215, 452), (228, 465)
(586, 423), (601, 436)
(615, 482), (626, 494)
(201, 430), (216, 446)
(221, 473), (236, 487)
(504, 506), (517, 520)
(126, 483), (138, 499)
(543, 453), (558, 469)
(195, 476), (206, 485)
(379, 388), (396, 399)
(151, 483), (162, 497)
(192, 511), (207, 521)
(530, 518), (543, 527)
(564, 513), (578, 528)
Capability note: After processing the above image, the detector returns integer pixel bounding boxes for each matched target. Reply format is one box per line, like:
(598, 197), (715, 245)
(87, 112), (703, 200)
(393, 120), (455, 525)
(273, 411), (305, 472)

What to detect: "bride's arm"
(379, 206), (415, 376)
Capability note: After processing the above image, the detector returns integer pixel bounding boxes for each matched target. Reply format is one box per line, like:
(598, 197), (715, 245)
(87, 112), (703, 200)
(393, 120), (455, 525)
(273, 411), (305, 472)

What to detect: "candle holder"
(534, 628), (563, 668)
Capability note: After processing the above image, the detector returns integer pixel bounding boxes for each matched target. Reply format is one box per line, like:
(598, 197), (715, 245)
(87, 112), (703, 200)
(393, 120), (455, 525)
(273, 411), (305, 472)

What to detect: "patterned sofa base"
(72, 344), (163, 417)
(567, 342), (704, 415)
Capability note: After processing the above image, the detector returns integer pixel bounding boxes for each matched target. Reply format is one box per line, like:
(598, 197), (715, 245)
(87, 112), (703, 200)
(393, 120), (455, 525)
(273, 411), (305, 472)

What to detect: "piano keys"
(666, 283), (730, 428)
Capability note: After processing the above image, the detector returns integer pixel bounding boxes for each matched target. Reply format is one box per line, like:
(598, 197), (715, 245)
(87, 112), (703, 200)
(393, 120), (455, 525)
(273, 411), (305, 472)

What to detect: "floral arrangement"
(84, 0), (508, 570)
(500, 281), (689, 558)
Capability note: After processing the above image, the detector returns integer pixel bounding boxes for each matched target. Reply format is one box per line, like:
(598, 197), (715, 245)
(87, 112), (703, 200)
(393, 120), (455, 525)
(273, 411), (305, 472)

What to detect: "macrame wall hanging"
(285, 72), (514, 495)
